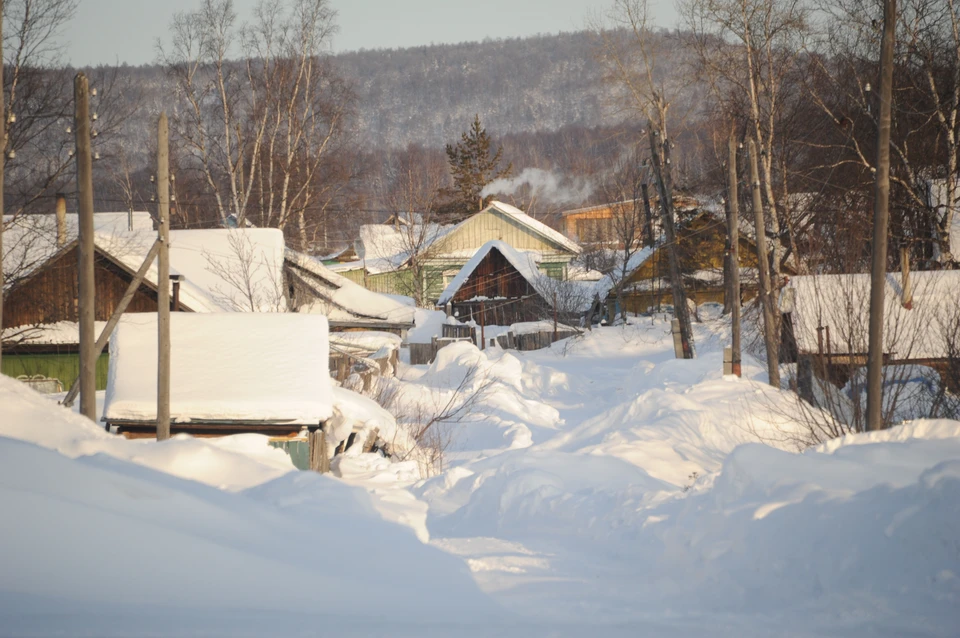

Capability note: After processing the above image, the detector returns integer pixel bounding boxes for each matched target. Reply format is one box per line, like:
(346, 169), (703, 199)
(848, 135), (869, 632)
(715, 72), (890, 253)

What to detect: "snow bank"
(104, 313), (334, 424)
(1, 375), (293, 490)
(0, 374), (501, 634)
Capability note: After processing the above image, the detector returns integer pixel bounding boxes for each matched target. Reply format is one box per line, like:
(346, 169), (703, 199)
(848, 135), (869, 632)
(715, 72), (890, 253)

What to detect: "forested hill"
(335, 30), (622, 148)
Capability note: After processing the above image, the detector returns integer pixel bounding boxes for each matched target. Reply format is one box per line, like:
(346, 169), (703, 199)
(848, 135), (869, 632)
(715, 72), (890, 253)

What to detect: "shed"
(284, 248), (415, 334)
(436, 240), (549, 326)
(103, 313), (334, 437)
(781, 270), (960, 393)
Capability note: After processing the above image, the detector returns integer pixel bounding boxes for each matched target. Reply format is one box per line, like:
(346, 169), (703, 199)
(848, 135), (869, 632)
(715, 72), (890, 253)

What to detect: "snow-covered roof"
(103, 313), (334, 424)
(437, 240), (546, 306)
(783, 271), (960, 360)
(5, 221), (286, 314)
(484, 201), (581, 254)
(285, 249), (416, 326)
(356, 221), (452, 274)
(3, 212), (154, 290)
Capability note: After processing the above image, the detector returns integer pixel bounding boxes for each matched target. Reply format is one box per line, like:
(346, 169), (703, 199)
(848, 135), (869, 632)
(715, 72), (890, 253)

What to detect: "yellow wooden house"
(609, 211), (791, 315)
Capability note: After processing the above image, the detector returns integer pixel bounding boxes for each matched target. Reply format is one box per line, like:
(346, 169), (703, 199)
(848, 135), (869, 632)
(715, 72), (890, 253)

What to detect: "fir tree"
(439, 115), (512, 222)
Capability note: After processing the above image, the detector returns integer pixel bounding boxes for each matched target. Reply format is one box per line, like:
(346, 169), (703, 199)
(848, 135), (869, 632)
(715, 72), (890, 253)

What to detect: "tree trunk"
(749, 138), (780, 387)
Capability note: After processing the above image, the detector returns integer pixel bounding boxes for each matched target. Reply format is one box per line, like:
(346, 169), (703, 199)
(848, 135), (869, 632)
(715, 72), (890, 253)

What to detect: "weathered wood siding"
(451, 248), (536, 302)
(430, 208), (574, 258)
(3, 246), (160, 329)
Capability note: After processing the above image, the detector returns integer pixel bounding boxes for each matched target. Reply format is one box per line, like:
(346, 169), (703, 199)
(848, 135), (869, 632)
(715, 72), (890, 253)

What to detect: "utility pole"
(866, 0), (897, 431)
(748, 138), (779, 388)
(647, 122), (694, 358)
(157, 113), (171, 441)
(726, 132), (742, 377)
(75, 73), (96, 422)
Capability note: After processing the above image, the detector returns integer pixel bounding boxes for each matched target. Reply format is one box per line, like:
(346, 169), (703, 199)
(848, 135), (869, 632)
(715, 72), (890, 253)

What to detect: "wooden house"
(2, 217), (286, 390)
(599, 211), (790, 315)
(332, 201), (581, 303)
(436, 240), (550, 326)
(560, 195), (701, 246)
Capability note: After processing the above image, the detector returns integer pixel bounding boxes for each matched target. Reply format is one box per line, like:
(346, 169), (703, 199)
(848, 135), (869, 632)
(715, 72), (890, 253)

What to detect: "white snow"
(785, 270), (960, 358)
(0, 376), (498, 636)
(103, 313), (334, 424)
(3, 212), (153, 289)
(3, 305), (959, 636)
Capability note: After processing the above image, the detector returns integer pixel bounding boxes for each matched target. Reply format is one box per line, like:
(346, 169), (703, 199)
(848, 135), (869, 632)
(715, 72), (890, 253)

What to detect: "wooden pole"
(62, 239), (161, 409)
(308, 424), (330, 473)
(480, 300), (486, 349)
(75, 73), (97, 422)
(748, 138), (779, 387)
(727, 132), (742, 377)
(866, 0), (897, 431)
(157, 113), (171, 441)
(648, 123), (694, 358)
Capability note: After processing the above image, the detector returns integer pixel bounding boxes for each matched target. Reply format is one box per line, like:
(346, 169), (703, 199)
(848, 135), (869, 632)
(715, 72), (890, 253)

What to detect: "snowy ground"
(2, 314), (958, 636)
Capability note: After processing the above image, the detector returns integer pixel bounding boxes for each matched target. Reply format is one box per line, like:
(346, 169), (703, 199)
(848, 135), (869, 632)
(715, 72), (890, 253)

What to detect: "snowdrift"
(0, 376), (500, 634)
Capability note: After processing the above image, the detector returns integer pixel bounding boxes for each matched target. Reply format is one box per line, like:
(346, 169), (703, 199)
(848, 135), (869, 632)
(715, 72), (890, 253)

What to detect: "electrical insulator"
(7, 149), (14, 160)
(92, 113), (98, 121)
(7, 113), (15, 123)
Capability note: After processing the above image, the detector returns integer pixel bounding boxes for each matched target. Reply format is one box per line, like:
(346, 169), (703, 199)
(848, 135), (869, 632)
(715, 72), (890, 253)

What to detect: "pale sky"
(65, 0), (679, 67)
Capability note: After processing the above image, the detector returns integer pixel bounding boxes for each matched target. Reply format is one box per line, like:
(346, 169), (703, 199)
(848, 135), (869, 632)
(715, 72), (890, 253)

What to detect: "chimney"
(901, 245), (913, 310)
(55, 193), (67, 246)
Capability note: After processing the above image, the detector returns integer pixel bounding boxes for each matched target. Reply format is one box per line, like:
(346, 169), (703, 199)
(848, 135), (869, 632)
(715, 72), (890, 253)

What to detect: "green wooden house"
(332, 201), (581, 303)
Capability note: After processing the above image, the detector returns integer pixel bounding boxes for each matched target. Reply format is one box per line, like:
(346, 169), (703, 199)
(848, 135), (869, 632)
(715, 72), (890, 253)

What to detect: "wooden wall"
(451, 248), (536, 303)
(432, 208), (573, 258)
(3, 246), (160, 329)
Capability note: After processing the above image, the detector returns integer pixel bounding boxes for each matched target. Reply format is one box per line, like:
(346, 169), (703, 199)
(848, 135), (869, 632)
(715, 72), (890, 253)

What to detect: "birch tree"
(161, 0), (351, 245)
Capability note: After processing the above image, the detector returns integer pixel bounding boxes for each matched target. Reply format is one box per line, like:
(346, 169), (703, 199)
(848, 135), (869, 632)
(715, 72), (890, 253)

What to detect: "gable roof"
(437, 240), (546, 306)
(3, 212), (154, 290)
(285, 249), (416, 327)
(4, 220), (286, 314)
(478, 201), (582, 254)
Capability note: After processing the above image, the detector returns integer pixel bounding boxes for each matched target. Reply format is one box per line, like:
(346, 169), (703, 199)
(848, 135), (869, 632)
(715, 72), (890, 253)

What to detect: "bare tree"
(594, 0), (695, 352)
(371, 144), (449, 307)
(160, 0), (352, 245)
(203, 230), (286, 312)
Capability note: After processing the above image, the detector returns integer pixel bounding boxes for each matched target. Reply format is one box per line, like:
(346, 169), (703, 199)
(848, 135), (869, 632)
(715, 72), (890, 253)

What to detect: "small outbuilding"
(436, 240), (550, 326)
(782, 270), (960, 396)
(103, 313), (334, 438)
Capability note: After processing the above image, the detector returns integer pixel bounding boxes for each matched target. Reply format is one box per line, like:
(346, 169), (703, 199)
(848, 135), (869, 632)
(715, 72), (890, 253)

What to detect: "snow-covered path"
(347, 317), (960, 636)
